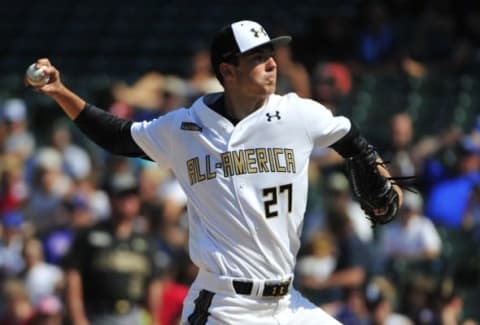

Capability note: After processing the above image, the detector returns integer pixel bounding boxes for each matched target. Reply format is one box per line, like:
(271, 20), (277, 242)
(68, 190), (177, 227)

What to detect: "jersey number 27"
(262, 183), (293, 218)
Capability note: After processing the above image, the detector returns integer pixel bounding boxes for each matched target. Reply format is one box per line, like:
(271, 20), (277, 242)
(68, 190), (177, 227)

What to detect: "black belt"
(232, 278), (291, 297)
(86, 299), (138, 314)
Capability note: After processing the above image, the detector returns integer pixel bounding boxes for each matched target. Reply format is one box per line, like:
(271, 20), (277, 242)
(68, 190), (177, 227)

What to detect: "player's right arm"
(27, 58), (86, 119)
(28, 58), (150, 159)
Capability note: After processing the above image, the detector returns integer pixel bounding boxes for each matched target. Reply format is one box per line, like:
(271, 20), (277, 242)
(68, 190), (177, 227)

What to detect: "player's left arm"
(293, 95), (403, 214)
(330, 123), (404, 220)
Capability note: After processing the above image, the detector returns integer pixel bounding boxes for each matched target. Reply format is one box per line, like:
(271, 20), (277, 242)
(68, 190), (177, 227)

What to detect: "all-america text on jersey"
(186, 147), (296, 185)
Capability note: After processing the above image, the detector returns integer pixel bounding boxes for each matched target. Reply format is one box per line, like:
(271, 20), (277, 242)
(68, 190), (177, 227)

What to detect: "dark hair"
(212, 55), (239, 85)
(209, 21), (289, 85)
(211, 43), (274, 85)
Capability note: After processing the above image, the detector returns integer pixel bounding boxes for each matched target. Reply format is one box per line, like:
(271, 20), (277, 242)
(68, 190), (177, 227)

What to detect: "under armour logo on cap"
(231, 21), (280, 53)
(211, 20), (291, 68)
(266, 111), (281, 122)
(250, 27), (267, 38)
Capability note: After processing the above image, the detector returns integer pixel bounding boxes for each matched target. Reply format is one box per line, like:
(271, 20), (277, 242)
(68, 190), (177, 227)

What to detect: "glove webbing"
(377, 161), (418, 194)
(347, 146), (417, 227)
(368, 161), (417, 228)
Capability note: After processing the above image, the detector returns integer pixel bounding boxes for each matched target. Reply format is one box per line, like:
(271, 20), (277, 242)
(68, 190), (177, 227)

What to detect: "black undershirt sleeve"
(73, 103), (152, 160)
(329, 122), (369, 158)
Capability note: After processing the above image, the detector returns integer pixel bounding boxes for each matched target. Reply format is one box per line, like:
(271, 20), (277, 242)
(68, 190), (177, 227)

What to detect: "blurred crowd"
(1, 0), (480, 324)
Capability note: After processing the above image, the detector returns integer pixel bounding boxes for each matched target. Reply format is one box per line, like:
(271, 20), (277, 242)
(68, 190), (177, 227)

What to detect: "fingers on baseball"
(43, 66), (58, 79)
(36, 58), (52, 67)
(36, 59), (57, 82)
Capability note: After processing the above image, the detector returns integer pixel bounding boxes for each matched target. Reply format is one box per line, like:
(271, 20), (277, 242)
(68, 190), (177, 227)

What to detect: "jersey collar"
(194, 92), (277, 132)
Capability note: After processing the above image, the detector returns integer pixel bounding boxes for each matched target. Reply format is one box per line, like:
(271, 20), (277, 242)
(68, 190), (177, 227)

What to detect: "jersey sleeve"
(73, 103), (150, 159)
(293, 95), (351, 148)
(130, 113), (176, 169)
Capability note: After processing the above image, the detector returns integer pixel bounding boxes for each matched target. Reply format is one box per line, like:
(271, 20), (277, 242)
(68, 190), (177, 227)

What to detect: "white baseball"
(25, 63), (50, 87)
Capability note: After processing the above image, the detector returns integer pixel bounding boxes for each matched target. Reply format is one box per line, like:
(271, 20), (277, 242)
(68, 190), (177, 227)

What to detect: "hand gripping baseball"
(24, 58), (62, 95)
(25, 58), (86, 120)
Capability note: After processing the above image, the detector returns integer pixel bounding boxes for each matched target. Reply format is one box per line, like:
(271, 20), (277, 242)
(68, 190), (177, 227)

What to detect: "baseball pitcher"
(27, 20), (403, 325)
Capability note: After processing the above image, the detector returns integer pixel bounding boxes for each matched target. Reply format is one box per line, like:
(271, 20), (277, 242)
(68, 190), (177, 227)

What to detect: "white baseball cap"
(210, 20), (291, 68)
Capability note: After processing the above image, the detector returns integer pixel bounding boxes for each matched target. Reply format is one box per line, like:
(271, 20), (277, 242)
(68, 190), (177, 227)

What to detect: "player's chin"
(263, 81), (276, 94)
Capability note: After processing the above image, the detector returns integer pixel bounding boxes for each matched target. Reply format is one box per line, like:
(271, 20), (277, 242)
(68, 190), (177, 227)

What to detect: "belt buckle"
(266, 279), (291, 297)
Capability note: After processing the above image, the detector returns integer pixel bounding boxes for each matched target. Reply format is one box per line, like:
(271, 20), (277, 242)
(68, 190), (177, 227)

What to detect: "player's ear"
(219, 62), (235, 82)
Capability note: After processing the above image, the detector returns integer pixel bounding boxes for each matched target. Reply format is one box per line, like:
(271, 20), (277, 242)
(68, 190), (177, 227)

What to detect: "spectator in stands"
(401, 275), (437, 324)
(0, 154), (29, 214)
(137, 165), (166, 232)
(0, 278), (35, 325)
(21, 238), (63, 305)
(303, 172), (372, 244)
(0, 211), (26, 276)
(333, 287), (369, 325)
(186, 48), (223, 99)
(326, 172), (373, 244)
(383, 111), (461, 181)
(295, 230), (337, 305)
(156, 253), (196, 325)
(381, 191), (441, 262)
(363, 277), (413, 325)
(1, 98), (35, 161)
(156, 172), (188, 248)
(23, 148), (72, 234)
(74, 174), (111, 222)
(298, 188), (372, 304)
(434, 278), (465, 325)
(161, 75), (189, 112)
(383, 112), (416, 177)
(274, 45), (311, 98)
(311, 62), (352, 113)
(50, 121), (92, 181)
(381, 111), (464, 209)
(112, 72), (165, 114)
(296, 231), (336, 286)
(63, 182), (163, 325)
(104, 156), (137, 196)
(42, 195), (94, 265)
(307, 63), (353, 171)
(427, 141), (480, 228)
(30, 295), (63, 325)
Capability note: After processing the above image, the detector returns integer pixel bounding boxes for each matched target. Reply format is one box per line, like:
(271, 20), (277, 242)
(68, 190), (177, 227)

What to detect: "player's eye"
(253, 53), (270, 63)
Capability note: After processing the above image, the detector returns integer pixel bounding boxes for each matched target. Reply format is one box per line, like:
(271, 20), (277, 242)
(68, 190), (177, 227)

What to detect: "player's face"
(233, 46), (277, 96)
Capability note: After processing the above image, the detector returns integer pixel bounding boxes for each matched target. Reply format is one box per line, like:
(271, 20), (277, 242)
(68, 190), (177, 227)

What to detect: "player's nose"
(265, 56), (277, 71)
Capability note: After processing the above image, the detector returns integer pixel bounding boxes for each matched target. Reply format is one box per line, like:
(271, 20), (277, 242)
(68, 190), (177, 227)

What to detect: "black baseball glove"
(345, 144), (400, 226)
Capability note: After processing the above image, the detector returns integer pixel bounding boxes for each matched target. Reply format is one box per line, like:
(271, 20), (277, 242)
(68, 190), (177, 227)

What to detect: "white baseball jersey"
(131, 92), (350, 280)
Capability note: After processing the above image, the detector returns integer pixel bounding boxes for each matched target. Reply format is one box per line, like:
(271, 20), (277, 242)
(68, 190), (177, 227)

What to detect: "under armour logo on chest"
(266, 111), (281, 122)
(251, 27), (267, 38)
